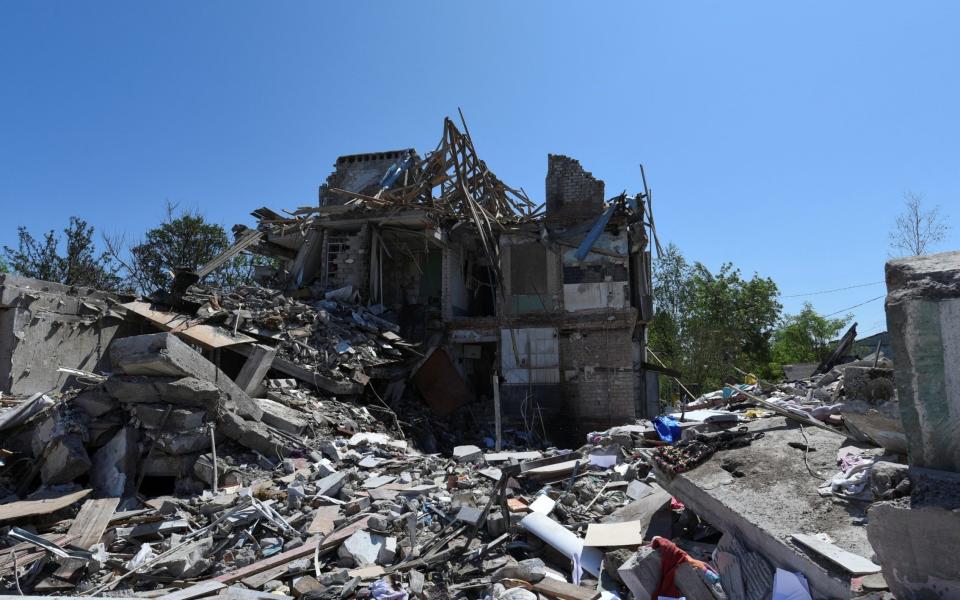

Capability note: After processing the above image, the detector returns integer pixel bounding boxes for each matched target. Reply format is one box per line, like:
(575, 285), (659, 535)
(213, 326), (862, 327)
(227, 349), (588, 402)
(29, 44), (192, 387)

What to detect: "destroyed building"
(1, 116), (957, 600)
(243, 118), (659, 445)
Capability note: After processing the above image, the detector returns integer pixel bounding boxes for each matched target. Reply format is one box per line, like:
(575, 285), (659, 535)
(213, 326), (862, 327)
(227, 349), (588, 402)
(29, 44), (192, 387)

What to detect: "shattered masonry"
(0, 116), (957, 599)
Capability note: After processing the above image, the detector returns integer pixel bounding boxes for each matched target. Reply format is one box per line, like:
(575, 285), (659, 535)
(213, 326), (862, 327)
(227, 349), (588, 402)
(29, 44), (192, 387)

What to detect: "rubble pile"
(179, 284), (417, 387)
(0, 327), (901, 599)
(0, 327), (731, 599)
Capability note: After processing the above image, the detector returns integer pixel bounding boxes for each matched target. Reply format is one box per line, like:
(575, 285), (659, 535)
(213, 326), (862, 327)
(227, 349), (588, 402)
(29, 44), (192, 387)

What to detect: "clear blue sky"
(2, 2), (958, 338)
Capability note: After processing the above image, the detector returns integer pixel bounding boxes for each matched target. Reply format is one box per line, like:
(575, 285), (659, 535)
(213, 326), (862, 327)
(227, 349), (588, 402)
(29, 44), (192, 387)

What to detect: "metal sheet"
(412, 348), (473, 416)
(122, 301), (256, 348)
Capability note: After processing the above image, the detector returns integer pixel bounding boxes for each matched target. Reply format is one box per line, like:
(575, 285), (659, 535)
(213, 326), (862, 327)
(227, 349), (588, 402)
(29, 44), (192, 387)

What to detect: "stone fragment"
(131, 404), (205, 430)
(152, 428), (212, 455)
(884, 250), (960, 470)
(109, 333), (262, 420)
(491, 558), (546, 583)
(153, 536), (213, 578)
(868, 461), (910, 500)
(41, 434), (91, 485)
(337, 530), (389, 566)
(617, 546), (662, 600)
(674, 562), (719, 600)
(90, 427), (139, 497)
(105, 376), (220, 408)
(291, 575), (325, 597)
(218, 411), (289, 458)
(255, 397), (308, 435)
(315, 471), (347, 497)
(72, 388), (116, 417)
(453, 445), (482, 462)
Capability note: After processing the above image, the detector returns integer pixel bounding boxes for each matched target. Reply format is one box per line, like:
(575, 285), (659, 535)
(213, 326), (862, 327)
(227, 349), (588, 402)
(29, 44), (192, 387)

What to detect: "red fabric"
(650, 536), (712, 598)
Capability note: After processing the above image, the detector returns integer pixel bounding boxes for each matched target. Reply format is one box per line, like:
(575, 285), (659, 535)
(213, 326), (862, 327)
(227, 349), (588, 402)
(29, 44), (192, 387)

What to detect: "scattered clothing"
(651, 536), (718, 598)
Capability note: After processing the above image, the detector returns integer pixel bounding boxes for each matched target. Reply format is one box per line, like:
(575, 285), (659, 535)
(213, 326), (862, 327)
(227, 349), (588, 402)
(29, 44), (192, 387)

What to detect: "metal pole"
(492, 373), (502, 451)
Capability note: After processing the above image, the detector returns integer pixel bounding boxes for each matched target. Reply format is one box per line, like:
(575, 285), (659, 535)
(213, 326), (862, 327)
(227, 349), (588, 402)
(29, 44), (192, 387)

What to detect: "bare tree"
(889, 192), (950, 256)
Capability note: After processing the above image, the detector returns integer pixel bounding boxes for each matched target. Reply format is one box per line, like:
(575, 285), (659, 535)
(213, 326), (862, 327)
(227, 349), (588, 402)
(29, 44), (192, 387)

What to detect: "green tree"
(648, 244), (782, 400)
(771, 302), (851, 367)
(683, 263), (781, 390)
(648, 243), (692, 370)
(107, 202), (262, 294)
(3, 217), (121, 290)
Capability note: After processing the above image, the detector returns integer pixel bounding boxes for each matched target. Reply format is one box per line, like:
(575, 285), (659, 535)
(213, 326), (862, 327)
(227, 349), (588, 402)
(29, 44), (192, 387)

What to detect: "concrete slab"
(110, 333), (262, 420)
(651, 416), (869, 599)
(255, 397), (308, 435)
(885, 250), (960, 470)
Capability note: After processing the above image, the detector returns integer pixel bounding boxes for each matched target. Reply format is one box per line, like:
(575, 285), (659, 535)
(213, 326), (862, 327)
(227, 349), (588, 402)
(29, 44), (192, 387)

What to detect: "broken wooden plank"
(122, 301), (256, 349)
(64, 497), (120, 551)
(530, 578), (601, 600)
(214, 515), (372, 584)
(158, 580), (227, 600)
(234, 344), (277, 395)
(0, 488), (90, 523)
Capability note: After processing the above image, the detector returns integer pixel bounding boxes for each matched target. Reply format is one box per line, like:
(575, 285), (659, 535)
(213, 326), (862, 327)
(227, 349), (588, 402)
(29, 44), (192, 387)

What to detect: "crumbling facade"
(249, 124), (657, 445)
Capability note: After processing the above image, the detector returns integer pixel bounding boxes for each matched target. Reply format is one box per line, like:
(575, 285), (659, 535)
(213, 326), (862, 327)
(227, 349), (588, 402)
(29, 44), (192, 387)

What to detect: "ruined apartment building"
(252, 150), (657, 444)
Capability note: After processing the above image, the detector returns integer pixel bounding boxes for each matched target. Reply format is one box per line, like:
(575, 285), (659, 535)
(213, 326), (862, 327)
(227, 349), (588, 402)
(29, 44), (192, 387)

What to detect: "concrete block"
(142, 451), (198, 477)
(234, 343), (277, 396)
(193, 453), (242, 488)
(617, 546), (661, 600)
(315, 471), (347, 497)
(131, 404), (206, 430)
(255, 397), (308, 435)
(105, 375), (220, 408)
(0, 274), (131, 396)
(491, 558), (546, 583)
(885, 251), (960, 470)
(218, 411), (289, 458)
(291, 575), (325, 597)
(674, 562), (718, 600)
(319, 439), (346, 463)
(868, 469), (960, 599)
(486, 510), (507, 537)
(453, 445), (482, 462)
(72, 388), (117, 417)
(41, 434), (91, 485)
(109, 333), (262, 420)
(337, 530), (388, 566)
(90, 427), (139, 497)
(152, 428), (213, 455)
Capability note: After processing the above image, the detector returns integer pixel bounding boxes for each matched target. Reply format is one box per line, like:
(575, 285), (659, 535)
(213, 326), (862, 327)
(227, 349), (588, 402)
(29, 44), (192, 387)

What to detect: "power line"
(782, 281), (884, 298)
(823, 295), (885, 318)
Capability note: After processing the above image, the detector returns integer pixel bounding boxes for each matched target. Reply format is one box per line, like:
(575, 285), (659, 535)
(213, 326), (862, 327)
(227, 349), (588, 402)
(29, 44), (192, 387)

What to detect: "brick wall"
(559, 327), (636, 438)
(546, 154), (605, 224)
(320, 150), (414, 206)
(322, 231), (365, 290)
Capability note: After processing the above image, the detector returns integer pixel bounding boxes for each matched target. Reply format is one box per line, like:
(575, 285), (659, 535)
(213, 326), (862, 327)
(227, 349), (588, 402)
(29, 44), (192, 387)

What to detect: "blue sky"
(2, 2), (958, 337)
